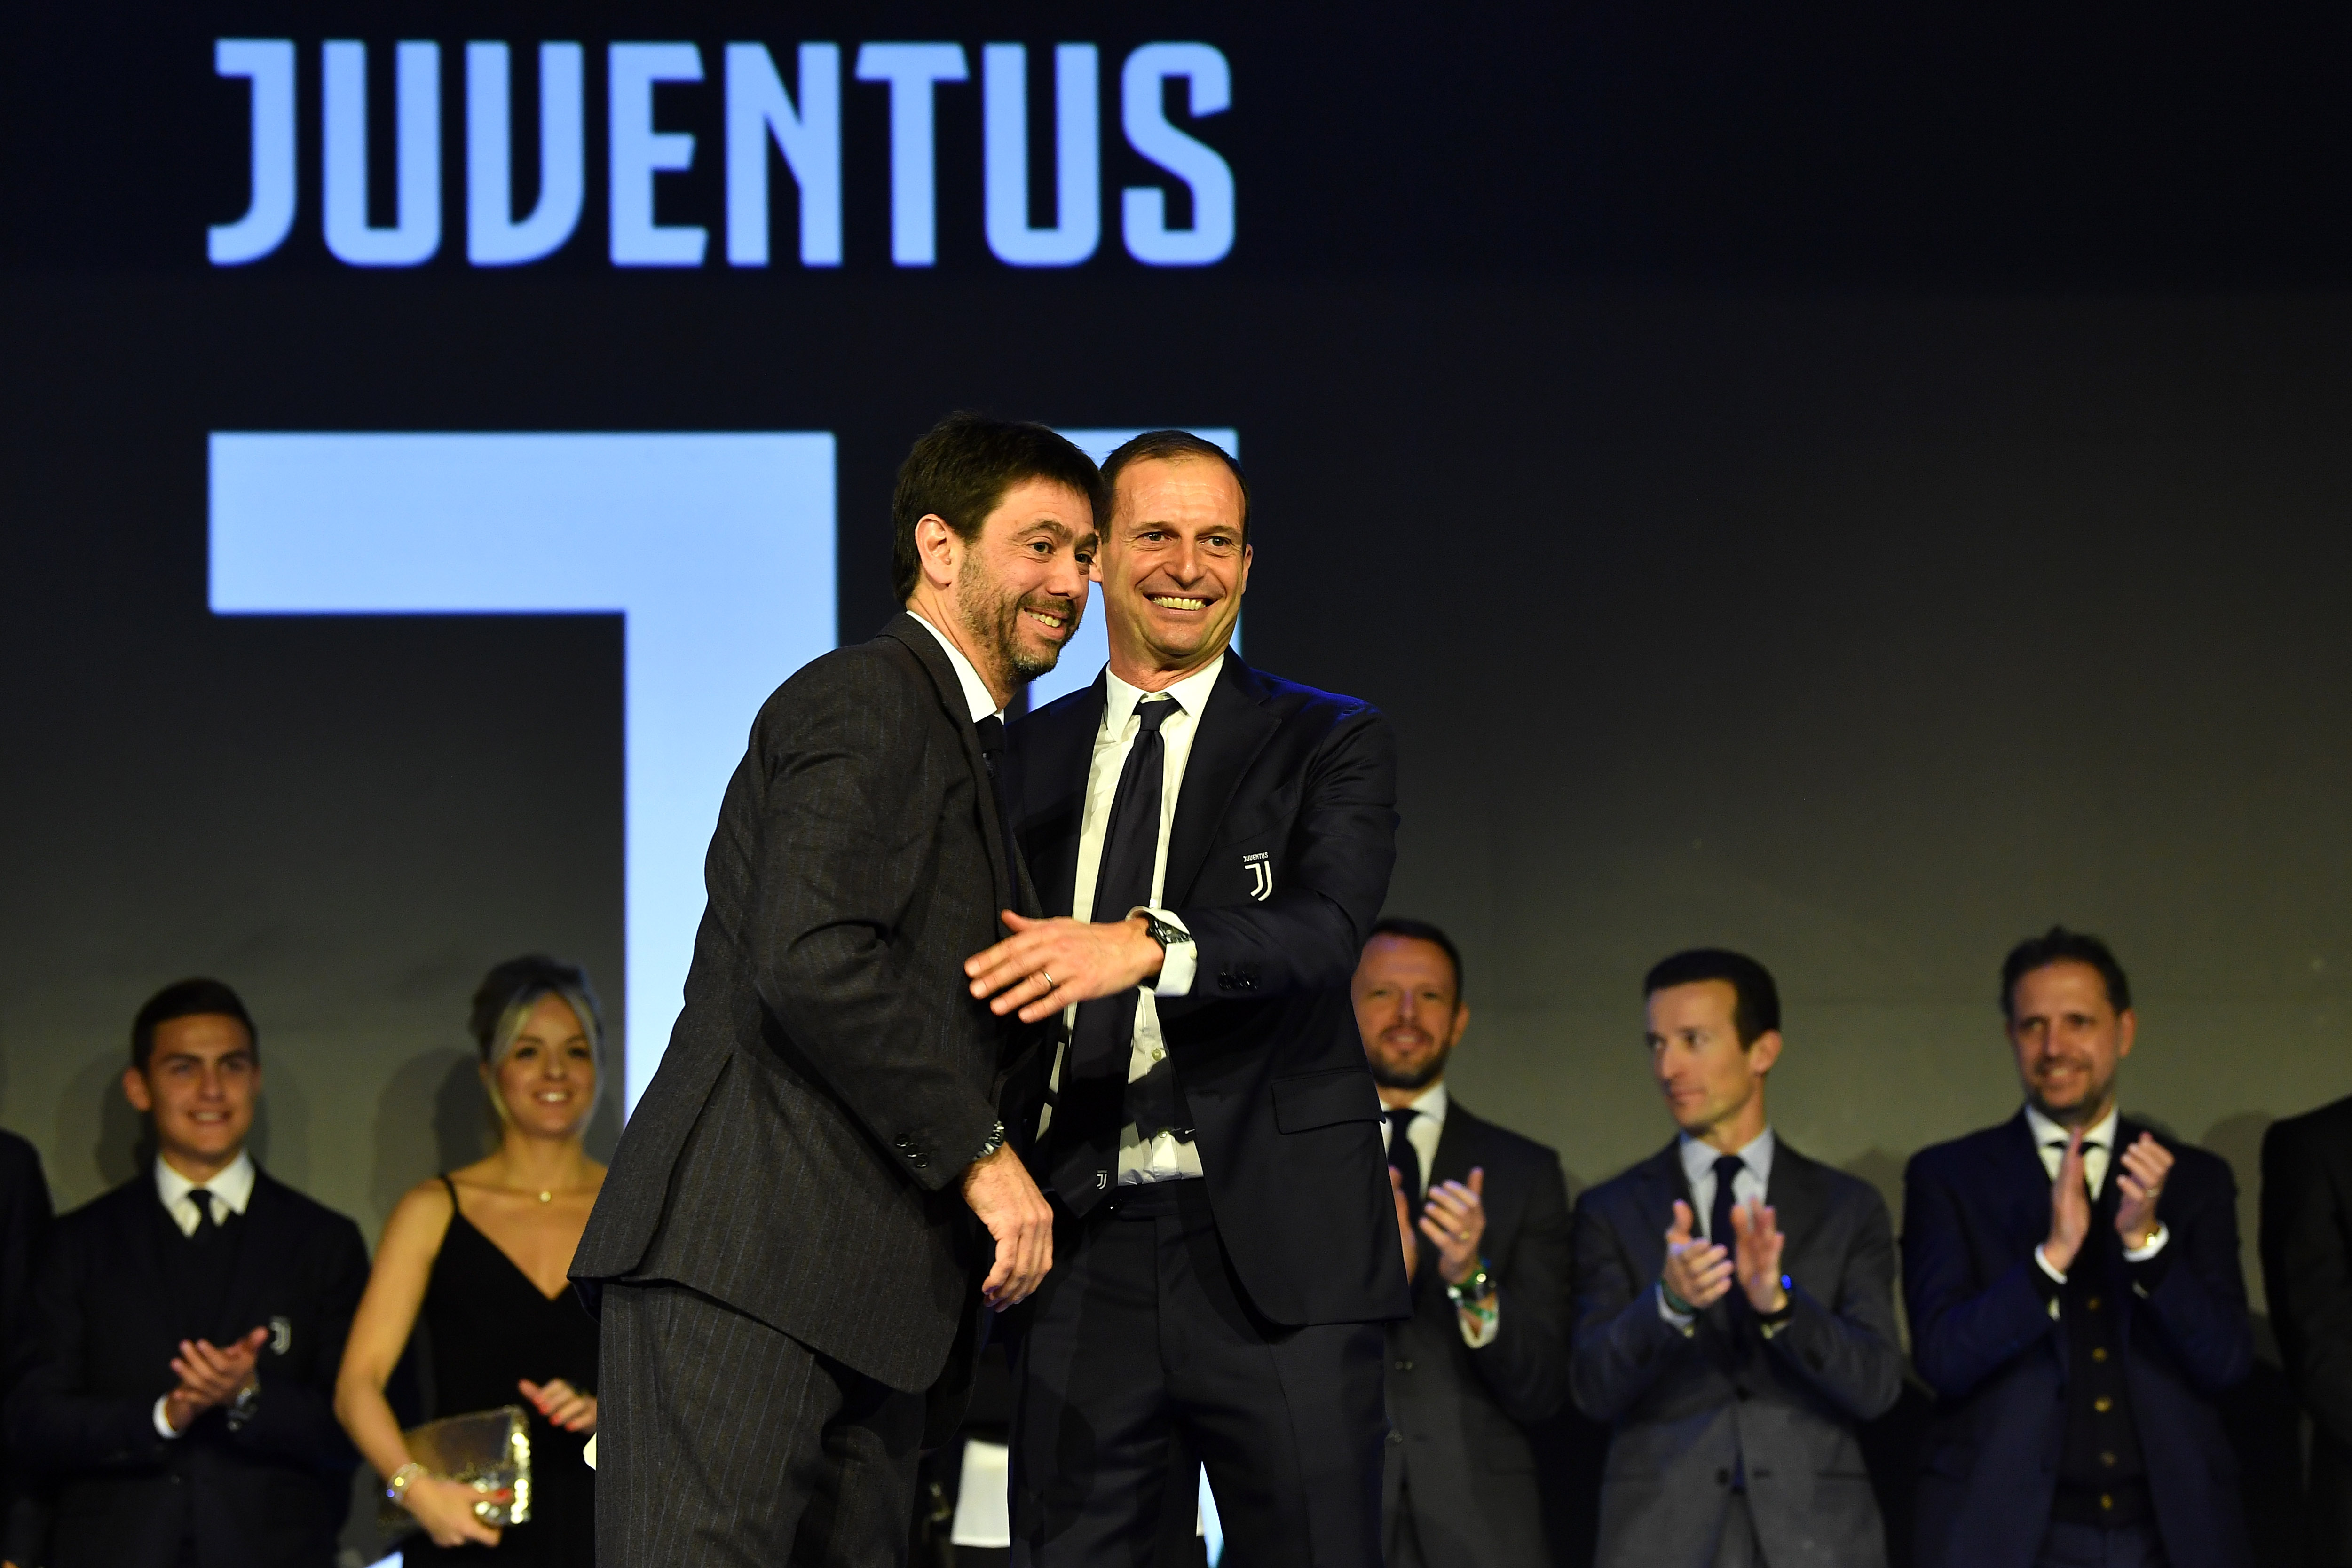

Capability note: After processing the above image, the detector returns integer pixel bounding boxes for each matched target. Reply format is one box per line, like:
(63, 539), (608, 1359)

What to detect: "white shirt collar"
(155, 1149), (256, 1234)
(1102, 653), (1227, 736)
(907, 611), (1002, 724)
(1392, 1080), (1449, 1126)
(2024, 1100), (2120, 1155)
(1679, 1125), (1776, 1188)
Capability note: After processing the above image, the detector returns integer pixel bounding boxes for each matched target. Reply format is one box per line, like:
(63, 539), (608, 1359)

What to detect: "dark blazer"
(1903, 1112), (2255, 1568)
(1382, 1099), (1573, 1568)
(1571, 1136), (1902, 1568)
(1010, 655), (1408, 1326)
(0, 1131), (53, 1566)
(2262, 1093), (2352, 1566)
(571, 615), (1042, 1393)
(9, 1166), (368, 1568)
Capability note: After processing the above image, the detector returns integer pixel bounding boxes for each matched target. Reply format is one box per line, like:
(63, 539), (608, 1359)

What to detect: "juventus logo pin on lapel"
(270, 1316), (293, 1355)
(1242, 851), (1273, 901)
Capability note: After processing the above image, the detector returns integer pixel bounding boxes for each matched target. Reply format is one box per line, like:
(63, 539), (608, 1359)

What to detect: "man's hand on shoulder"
(963, 1144), (1055, 1310)
(966, 913), (1166, 1024)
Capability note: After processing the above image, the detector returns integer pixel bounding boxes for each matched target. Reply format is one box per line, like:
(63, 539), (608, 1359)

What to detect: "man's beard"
(957, 555), (1079, 685)
(1370, 1039), (1452, 1091)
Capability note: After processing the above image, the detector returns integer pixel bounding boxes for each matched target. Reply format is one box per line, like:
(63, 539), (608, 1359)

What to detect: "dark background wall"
(5, 2), (2349, 1560)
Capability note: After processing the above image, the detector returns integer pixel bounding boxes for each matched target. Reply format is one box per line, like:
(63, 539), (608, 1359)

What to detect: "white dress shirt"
(152, 1150), (258, 1437)
(2025, 1102), (2169, 1288)
(1379, 1082), (1501, 1348)
(1059, 655), (1222, 1183)
(1658, 1128), (1776, 1330)
(908, 612), (1005, 723)
(1381, 1081), (1449, 1201)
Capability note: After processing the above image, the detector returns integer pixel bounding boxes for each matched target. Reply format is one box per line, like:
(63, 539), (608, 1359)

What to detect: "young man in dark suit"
(1571, 949), (1902, 1568)
(2260, 1091), (2352, 1566)
(1354, 918), (1573, 1568)
(1904, 928), (2254, 1568)
(10, 979), (369, 1568)
(967, 430), (1407, 1565)
(571, 415), (1099, 1566)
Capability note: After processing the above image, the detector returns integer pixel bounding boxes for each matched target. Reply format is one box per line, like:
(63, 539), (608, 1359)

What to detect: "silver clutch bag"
(380, 1404), (534, 1533)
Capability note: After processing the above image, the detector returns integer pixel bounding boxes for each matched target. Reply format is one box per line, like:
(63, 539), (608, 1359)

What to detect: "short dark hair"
(1099, 429), (1251, 543)
(890, 412), (1104, 604)
(1642, 949), (1781, 1047)
(1999, 926), (2131, 1020)
(131, 978), (257, 1072)
(1367, 917), (1465, 1000)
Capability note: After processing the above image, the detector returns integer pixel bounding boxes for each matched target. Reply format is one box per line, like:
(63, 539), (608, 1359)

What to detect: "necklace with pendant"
(537, 1190), (552, 1203)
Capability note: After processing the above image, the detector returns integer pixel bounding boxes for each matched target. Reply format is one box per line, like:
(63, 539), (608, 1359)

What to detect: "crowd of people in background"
(0, 920), (2341, 1567)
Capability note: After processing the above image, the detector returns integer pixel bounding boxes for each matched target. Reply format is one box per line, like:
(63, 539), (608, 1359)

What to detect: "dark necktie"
(1066, 698), (1179, 1082)
(1709, 1154), (1745, 1273)
(972, 715), (1020, 911)
(2045, 1139), (2107, 1198)
(1387, 1109), (1423, 1216)
(187, 1187), (220, 1240)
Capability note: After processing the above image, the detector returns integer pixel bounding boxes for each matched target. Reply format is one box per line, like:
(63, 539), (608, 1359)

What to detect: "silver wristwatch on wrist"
(1141, 913), (1192, 952)
(974, 1120), (1008, 1161)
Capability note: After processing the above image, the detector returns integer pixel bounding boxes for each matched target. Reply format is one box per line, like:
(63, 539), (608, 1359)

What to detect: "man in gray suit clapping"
(1570, 949), (1902, 1568)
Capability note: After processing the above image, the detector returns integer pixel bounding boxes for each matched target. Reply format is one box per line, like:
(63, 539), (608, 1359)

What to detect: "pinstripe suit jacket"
(571, 615), (1043, 1392)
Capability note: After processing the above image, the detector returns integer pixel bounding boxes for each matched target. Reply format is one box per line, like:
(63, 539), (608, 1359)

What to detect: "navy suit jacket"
(1009, 655), (1409, 1327)
(1902, 1112), (2255, 1568)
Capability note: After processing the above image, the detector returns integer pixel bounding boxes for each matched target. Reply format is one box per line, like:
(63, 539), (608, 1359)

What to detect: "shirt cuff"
(1656, 1281), (1696, 1333)
(1138, 908), (1195, 997)
(2122, 1223), (2170, 1263)
(1458, 1298), (1501, 1348)
(153, 1394), (181, 1439)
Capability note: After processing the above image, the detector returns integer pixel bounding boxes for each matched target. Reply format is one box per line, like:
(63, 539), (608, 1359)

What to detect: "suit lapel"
(1008, 676), (1105, 919)
(1764, 1138), (1824, 1257)
(880, 615), (1016, 917)
(1626, 1141), (1690, 1290)
(1163, 657), (1281, 906)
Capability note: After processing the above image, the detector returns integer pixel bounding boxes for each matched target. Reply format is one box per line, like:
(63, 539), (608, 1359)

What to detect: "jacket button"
(1734, 1385), (1751, 1401)
(1394, 1359), (1413, 1372)
(1752, 1467), (1772, 1480)
(1715, 1469), (1730, 1485)
(912, 1155), (929, 1169)
(894, 1136), (910, 1149)
(1388, 1430), (1405, 1446)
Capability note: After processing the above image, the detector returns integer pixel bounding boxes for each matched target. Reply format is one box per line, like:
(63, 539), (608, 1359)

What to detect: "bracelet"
(387, 1461), (426, 1505)
(1659, 1280), (1699, 1317)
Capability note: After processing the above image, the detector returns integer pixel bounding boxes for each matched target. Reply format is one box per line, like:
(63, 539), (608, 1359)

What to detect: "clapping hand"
(2113, 1130), (2172, 1250)
(1660, 1199), (1734, 1313)
(1391, 1166), (1419, 1284)
(2043, 1127), (2092, 1275)
(162, 1326), (268, 1433)
(1420, 1169), (1489, 1288)
(520, 1377), (597, 1434)
(1729, 1199), (1789, 1313)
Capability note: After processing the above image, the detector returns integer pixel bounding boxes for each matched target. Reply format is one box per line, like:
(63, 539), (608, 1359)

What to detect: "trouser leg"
(600, 1280), (920, 1568)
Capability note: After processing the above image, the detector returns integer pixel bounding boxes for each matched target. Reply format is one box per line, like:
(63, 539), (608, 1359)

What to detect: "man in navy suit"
(967, 429), (1407, 1565)
(1903, 928), (2254, 1568)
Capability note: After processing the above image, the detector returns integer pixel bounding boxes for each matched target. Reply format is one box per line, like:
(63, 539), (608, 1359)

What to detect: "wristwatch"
(227, 1376), (261, 1432)
(974, 1120), (1008, 1161)
(1140, 913), (1192, 953)
(1446, 1261), (1498, 1308)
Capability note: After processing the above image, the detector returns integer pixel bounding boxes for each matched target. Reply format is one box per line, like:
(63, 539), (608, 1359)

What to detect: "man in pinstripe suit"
(572, 415), (1117, 1567)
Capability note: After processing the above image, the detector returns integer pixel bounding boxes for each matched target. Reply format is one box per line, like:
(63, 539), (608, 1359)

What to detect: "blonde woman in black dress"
(336, 958), (608, 1562)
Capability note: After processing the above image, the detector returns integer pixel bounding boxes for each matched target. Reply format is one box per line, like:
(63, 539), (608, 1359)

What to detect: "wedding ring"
(1039, 970), (1055, 992)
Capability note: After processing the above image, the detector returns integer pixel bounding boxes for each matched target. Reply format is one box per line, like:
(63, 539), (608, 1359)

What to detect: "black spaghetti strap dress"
(404, 1175), (598, 1566)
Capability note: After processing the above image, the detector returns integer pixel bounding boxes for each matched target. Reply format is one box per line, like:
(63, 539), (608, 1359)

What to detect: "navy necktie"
(187, 1187), (220, 1240)
(973, 715), (1019, 908)
(1067, 699), (1179, 1080)
(1387, 1109), (1422, 1216)
(1709, 1154), (1745, 1267)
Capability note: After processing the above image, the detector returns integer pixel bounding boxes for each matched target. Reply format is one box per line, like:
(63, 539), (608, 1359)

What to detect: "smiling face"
(1645, 980), (1779, 1150)
(1354, 934), (1470, 1095)
(122, 1013), (258, 1179)
(487, 992), (599, 1140)
(1099, 456), (1250, 688)
(2006, 960), (2134, 1127)
(914, 475), (1096, 704)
